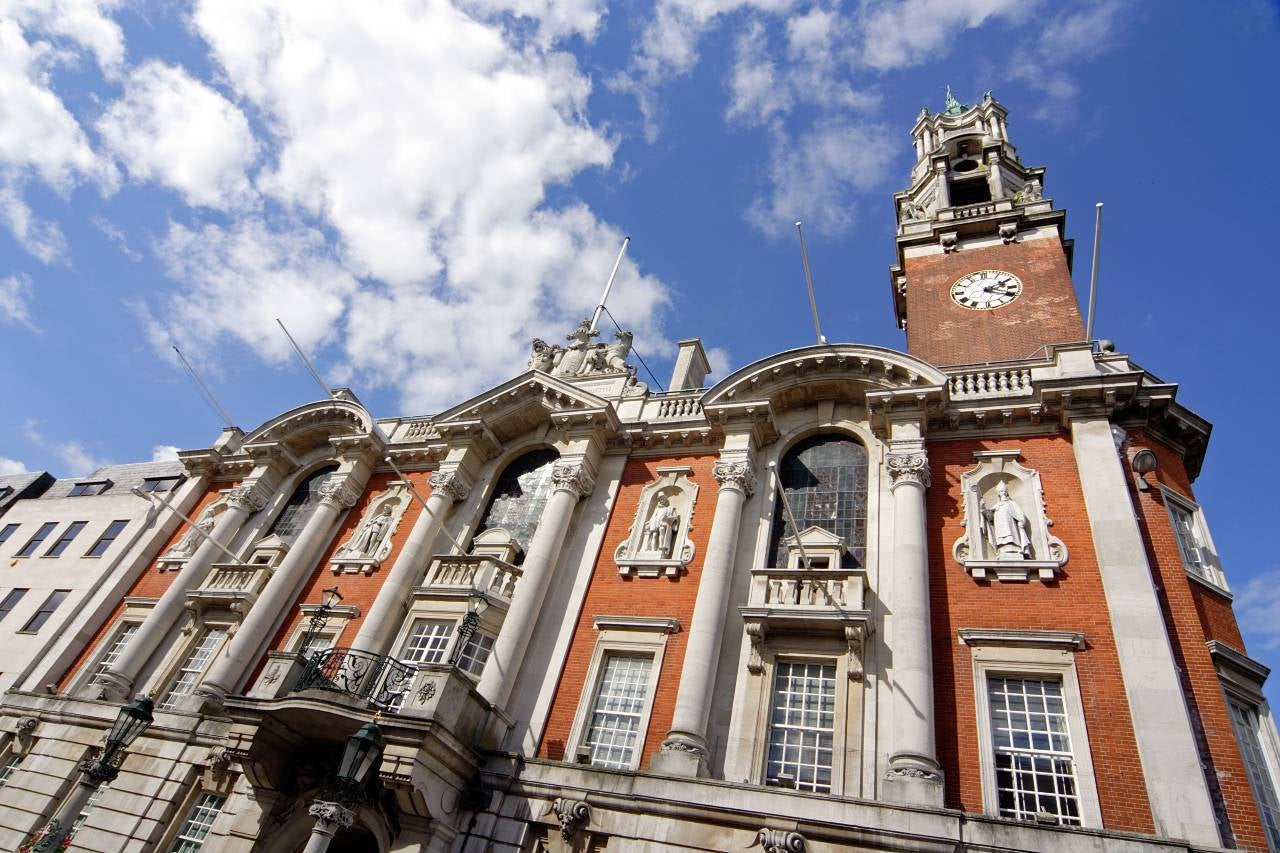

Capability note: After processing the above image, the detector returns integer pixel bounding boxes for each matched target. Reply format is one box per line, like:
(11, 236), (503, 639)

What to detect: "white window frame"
(1159, 486), (1228, 592)
(91, 621), (140, 681)
(163, 789), (227, 852)
(961, 629), (1103, 829)
(564, 616), (674, 771)
(456, 629), (495, 678)
(763, 657), (839, 792)
(1209, 640), (1280, 851)
(0, 752), (21, 787)
(156, 627), (229, 710)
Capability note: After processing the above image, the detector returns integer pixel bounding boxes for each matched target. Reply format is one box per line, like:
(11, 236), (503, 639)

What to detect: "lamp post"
(302, 722), (385, 853)
(449, 588), (490, 666)
(299, 586), (343, 658)
(18, 697), (154, 852)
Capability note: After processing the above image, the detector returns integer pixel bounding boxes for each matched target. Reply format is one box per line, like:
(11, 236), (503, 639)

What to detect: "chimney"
(669, 339), (711, 391)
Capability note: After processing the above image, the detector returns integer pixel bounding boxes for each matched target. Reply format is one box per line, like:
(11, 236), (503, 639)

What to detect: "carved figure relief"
(1015, 178), (1043, 204)
(159, 499), (227, 570)
(952, 450), (1067, 582)
(615, 467), (699, 577)
(525, 319), (638, 381)
(329, 482), (412, 575)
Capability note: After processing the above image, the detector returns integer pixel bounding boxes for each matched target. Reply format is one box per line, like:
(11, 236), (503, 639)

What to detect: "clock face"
(950, 269), (1023, 310)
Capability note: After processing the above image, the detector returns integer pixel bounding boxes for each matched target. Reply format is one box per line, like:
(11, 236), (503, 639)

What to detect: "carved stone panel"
(952, 450), (1067, 582)
(614, 466), (699, 578)
(329, 482), (413, 575)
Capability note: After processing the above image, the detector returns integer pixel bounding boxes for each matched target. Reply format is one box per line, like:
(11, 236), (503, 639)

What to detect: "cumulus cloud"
(1, 0), (126, 73)
(22, 419), (109, 476)
(1237, 567), (1280, 652)
(0, 457), (28, 475)
(0, 273), (37, 329)
(857, 0), (1029, 70)
(150, 444), (180, 462)
(98, 62), (258, 209)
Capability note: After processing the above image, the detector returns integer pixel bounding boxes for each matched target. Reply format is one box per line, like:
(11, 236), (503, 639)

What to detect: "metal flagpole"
(794, 221), (827, 345)
(277, 318), (333, 398)
(768, 461), (813, 570)
(130, 487), (243, 564)
(1085, 202), (1103, 343)
(589, 237), (630, 335)
(173, 347), (236, 429)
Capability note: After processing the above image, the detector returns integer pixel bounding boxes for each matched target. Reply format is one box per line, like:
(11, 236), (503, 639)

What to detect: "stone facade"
(0, 94), (1278, 853)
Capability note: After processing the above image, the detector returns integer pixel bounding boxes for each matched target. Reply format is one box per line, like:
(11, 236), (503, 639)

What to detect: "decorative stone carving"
(886, 764), (942, 782)
(745, 621), (766, 675)
(1015, 178), (1043, 203)
(940, 232), (958, 253)
(167, 505), (218, 559)
(658, 733), (708, 759)
(225, 482), (269, 514)
(900, 199), (928, 223)
(308, 800), (354, 830)
(749, 829), (807, 853)
(526, 319), (637, 380)
(549, 798), (591, 841)
(551, 462), (594, 499)
(713, 458), (755, 496)
(845, 625), (867, 681)
(330, 482), (412, 575)
(428, 468), (471, 503)
(952, 450), (1068, 582)
(999, 222), (1018, 244)
(614, 466), (699, 578)
(318, 477), (361, 509)
(886, 451), (931, 489)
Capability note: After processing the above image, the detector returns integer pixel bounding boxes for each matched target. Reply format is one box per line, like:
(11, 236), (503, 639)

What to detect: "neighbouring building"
(1, 92), (1277, 853)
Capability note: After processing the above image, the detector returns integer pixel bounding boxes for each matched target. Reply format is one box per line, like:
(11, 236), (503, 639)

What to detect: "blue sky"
(2, 0), (1280, 698)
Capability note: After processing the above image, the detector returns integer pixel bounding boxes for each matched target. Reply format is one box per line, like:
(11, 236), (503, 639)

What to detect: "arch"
(268, 464), (340, 539)
(241, 398), (376, 456)
(471, 448), (560, 562)
(767, 433), (869, 568)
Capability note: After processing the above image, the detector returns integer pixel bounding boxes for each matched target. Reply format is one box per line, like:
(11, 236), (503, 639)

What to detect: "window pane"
(1229, 699), (1280, 849)
(457, 631), (494, 677)
(768, 436), (868, 567)
(0, 523), (19, 547)
(143, 477), (181, 493)
(399, 620), (454, 664)
(987, 676), (1081, 825)
(474, 449), (558, 561)
(168, 792), (226, 852)
(0, 755), (20, 787)
(93, 623), (140, 680)
(159, 629), (227, 709)
(1168, 503), (1208, 577)
(45, 521), (87, 557)
(17, 522), (57, 557)
(583, 654), (653, 770)
(766, 660), (836, 792)
(269, 467), (338, 539)
(0, 588), (27, 621)
(87, 520), (129, 557)
(20, 589), (69, 633)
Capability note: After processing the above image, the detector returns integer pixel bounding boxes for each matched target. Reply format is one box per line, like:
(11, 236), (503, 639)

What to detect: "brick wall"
(538, 453), (717, 768)
(927, 436), (1155, 833)
(904, 237), (1085, 365)
(1127, 431), (1270, 851)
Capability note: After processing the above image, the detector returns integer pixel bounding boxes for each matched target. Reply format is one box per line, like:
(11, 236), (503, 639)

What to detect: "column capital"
(551, 461), (594, 499)
(308, 800), (354, 830)
(886, 450), (931, 490)
(224, 481), (270, 513)
(318, 476), (362, 509)
(427, 467), (471, 503)
(713, 457), (755, 496)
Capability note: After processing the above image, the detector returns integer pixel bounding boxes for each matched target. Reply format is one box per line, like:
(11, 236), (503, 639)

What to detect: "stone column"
(96, 481), (270, 699)
(302, 802), (354, 853)
(652, 455), (754, 777)
(986, 153), (1005, 199)
(350, 467), (471, 657)
(882, 450), (943, 807)
(477, 460), (594, 709)
(933, 161), (950, 209)
(197, 465), (370, 705)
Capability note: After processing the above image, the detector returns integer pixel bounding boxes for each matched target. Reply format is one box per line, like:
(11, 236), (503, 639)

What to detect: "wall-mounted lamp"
(1131, 449), (1158, 491)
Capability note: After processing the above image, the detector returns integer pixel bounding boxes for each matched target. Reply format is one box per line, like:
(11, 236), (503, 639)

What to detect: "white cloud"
(1009, 1), (1127, 123)
(0, 457), (28, 475)
(0, 0), (126, 73)
(857, 0), (1029, 71)
(1237, 567), (1280, 652)
(462, 0), (606, 43)
(747, 120), (896, 237)
(705, 346), (733, 381)
(98, 62), (258, 209)
(0, 272), (37, 329)
(150, 444), (180, 462)
(727, 20), (790, 126)
(131, 0), (670, 414)
(22, 419), (108, 476)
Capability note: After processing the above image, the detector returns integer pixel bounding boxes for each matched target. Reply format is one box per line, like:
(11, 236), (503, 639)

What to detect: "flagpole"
(769, 461), (813, 570)
(795, 221), (827, 345)
(589, 237), (630, 335)
(277, 318), (333, 398)
(131, 487), (243, 564)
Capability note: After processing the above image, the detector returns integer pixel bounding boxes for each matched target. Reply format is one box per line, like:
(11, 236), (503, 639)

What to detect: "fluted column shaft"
(199, 467), (370, 702)
(351, 468), (469, 657)
(884, 450), (942, 806)
(477, 461), (593, 708)
(653, 456), (753, 777)
(98, 482), (267, 697)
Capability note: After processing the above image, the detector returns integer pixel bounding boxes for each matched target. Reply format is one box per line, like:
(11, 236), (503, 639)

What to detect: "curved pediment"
(702, 344), (947, 412)
(242, 398), (377, 456)
(432, 370), (619, 445)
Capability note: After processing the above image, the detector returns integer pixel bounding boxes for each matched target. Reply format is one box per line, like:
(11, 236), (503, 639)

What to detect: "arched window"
(768, 435), (868, 567)
(474, 449), (559, 563)
(268, 465), (339, 539)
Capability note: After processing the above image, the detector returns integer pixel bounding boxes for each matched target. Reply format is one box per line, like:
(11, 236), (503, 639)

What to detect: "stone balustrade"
(948, 367), (1033, 399)
(746, 567), (865, 613)
(423, 555), (521, 601)
(652, 393), (704, 420)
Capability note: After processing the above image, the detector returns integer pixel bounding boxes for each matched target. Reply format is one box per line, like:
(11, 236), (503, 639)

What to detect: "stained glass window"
(768, 435), (867, 567)
(474, 449), (558, 562)
(268, 465), (338, 539)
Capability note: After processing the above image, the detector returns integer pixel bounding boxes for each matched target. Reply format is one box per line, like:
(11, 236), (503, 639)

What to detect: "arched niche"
(613, 466), (700, 578)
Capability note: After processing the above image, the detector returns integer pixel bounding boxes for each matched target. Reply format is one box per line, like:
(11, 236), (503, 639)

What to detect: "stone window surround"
(284, 603), (361, 653)
(959, 629), (1104, 829)
(75, 608), (150, 692)
(726, 629), (863, 795)
(562, 616), (676, 771)
(1157, 486), (1229, 594)
(143, 618), (235, 706)
(1208, 640), (1280, 840)
(387, 599), (505, 680)
(155, 786), (231, 852)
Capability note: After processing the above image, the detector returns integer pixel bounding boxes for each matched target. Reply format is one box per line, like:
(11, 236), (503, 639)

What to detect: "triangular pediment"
(784, 526), (847, 549)
(433, 370), (618, 444)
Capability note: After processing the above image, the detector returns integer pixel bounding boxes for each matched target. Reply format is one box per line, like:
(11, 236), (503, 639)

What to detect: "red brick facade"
(904, 237), (1085, 365)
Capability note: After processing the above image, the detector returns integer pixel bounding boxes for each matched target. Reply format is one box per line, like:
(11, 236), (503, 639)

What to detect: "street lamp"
(299, 586), (344, 658)
(449, 588), (490, 666)
(18, 697), (154, 851)
(302, 721), (386, 853)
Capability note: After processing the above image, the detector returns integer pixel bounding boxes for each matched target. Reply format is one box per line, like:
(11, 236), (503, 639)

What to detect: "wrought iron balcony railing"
(292, 647), (415, 710)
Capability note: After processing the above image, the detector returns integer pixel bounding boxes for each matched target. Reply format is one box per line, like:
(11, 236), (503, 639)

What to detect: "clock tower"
(888, 89), (1086, 365)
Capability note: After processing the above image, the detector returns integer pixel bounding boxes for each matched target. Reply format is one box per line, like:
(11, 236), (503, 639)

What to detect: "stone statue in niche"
(642, 494), (680, 558)
(615, 467), (699, 578)
(338, 504), (393, 558)
(1016, 179), (1043, 204)
(172, 511), (216, 557)
(982, 481), (1031, 559)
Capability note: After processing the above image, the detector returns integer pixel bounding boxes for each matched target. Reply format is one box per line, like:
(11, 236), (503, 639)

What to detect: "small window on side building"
(86, 520), (129, 557)
(19, 589), (70, 633)
(16, 522), (57, 557)
(68, 481), (110, 497)
(0, 523), (19, 548)
(44, 521), (87, 557)
(142, 476), (182, 493)
(0, 588), (28, 622)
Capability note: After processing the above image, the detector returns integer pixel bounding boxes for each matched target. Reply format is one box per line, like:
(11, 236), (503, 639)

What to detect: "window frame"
(456, 629), (495, 678)
(0, 522), (19, 549)
(0, 588), (28, 623)
(68, 481), (110, 497)
(18, 589), (70, 634)
(563, 616), (674, 772)
(85, 519), (130, 558)
(1209, 640), (1280, 851)
(44, 520), (87, 557)
(141, 476), (183, 494)
(962, 630), (1103, 829)
(90, 621), (140, 682)
(156, 626), (230, 710)
(1159, 486), (1228, 592)
(0, 752), (21, 788)
(164, 789), (227, 852)
(15, 522), (57, 557)
(763, 657), (840, 792)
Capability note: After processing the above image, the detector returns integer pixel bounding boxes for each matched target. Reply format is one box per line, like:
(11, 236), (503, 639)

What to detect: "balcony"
(292, 647), (416, 710)
(185, 561), (273, 610)
(419, 554), (521, 603)
(739, 566), (872, 679)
